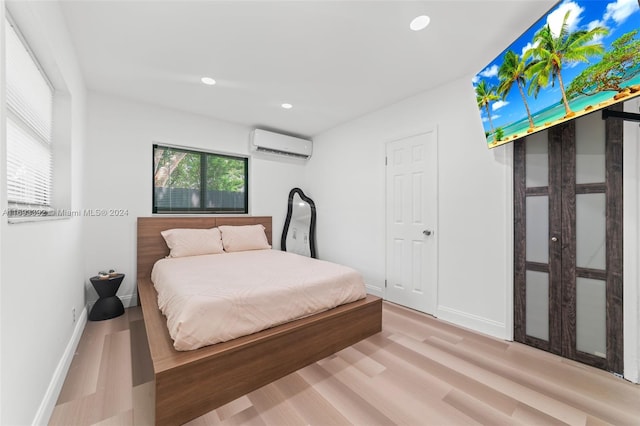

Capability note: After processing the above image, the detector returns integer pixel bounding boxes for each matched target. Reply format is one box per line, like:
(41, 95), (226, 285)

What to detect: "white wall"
(0, 4), (5, 423)
(84, 92), (306, 304)
(623, 98), (640, 382)
(307, 76), (514, 339)
(0, 1), (88, 424)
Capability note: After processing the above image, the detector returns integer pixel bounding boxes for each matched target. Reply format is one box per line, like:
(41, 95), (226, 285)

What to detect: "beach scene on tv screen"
(474, 0), (640, 148)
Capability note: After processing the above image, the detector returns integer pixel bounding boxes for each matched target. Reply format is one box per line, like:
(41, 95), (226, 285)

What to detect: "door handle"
(423, 230), (432, 236)
(551, 236), (558, 242)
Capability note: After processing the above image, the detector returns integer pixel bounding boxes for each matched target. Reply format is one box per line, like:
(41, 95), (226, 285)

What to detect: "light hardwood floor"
(49, 303), (640, 425)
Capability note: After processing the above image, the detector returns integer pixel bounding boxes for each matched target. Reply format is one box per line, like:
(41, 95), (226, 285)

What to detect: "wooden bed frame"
(137, 216), (382, 425)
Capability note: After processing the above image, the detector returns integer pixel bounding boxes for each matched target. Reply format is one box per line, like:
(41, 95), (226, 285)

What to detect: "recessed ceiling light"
(281, 103), (293, 109)
(410, 15), (430, 31)
(201, 77), (216, 86)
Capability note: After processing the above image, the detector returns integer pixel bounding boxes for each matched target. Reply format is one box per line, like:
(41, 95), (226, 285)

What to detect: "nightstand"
(89, 273), (125, 321)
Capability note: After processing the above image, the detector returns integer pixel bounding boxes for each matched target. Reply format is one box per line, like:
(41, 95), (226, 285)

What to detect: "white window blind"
(5, 17), (53, 210)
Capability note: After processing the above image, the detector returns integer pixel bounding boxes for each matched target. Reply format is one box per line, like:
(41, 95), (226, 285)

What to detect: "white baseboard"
(365, 283), (384, 298)
(120, 293), (138, 308)
(436, 305), (508, 341)
(32, 307), (87, 426)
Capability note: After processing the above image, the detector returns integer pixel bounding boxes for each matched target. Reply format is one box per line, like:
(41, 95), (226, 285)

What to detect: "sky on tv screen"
(474, 0), (640, 148)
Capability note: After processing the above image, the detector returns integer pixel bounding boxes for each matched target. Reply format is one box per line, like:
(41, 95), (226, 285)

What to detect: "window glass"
(205, 155), (247, 209)
(154, 149), (201, 210)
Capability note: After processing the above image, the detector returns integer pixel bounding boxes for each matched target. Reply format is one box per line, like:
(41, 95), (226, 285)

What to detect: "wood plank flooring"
(49, 303), (640, 425)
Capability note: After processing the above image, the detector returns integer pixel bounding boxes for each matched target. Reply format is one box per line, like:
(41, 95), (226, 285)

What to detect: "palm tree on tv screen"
(475, 80), (499, 135)
(524, 10), (608, 118)
(497, 50), (535, 131)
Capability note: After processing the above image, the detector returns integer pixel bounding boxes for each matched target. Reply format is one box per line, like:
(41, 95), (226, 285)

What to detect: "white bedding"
(151, 249), (367, 350)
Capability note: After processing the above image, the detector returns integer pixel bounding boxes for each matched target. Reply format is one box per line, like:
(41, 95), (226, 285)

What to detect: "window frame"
(152, 144), (249, 215)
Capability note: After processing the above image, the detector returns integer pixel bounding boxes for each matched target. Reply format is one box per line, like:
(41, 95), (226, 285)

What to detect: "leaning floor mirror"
(281, 188), (317, 258)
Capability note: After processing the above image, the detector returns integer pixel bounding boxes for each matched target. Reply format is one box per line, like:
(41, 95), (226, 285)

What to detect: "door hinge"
(385, 156), (388, 166)
(384, 279), (387, 288)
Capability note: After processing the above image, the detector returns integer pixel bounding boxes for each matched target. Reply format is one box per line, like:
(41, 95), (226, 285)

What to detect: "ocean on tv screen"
(473, 0), (640, 148)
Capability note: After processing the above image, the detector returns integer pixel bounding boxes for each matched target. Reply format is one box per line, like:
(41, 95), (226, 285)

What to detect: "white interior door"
(385, 129), (438, 314)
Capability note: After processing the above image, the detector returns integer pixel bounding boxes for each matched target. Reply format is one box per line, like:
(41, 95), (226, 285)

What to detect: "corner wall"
(0, 1), (88, 424)
(306, 76), (514, 340)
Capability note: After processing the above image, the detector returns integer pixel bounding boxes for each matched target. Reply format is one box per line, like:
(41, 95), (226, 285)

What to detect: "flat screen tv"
(474, 0), (640, 148)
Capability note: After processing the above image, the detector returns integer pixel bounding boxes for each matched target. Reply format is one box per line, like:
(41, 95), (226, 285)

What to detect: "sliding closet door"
(514, 105), (623, 374)
(514, 126), (561, 355)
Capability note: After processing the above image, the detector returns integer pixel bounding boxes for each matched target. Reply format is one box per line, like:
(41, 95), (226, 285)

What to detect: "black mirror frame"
(281, 187), (317, 258)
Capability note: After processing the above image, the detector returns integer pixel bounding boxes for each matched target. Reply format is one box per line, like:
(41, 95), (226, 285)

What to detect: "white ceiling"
(59, 0), (557, 138)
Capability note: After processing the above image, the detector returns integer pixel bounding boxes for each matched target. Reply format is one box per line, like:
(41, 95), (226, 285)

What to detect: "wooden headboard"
(136, 216), (273, 281)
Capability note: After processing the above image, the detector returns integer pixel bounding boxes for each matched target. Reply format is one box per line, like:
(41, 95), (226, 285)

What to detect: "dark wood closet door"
(514, 105), (623, 374)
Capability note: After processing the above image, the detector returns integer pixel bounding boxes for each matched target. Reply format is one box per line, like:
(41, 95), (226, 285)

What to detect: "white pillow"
(160, 227), (224, 258)
(219, 224), (271, 252)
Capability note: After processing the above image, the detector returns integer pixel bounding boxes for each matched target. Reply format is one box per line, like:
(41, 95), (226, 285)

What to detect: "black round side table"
(89, 273), (125, 321)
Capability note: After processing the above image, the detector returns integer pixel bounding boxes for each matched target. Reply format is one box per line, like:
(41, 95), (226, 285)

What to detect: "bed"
(137, 216), (382, 425)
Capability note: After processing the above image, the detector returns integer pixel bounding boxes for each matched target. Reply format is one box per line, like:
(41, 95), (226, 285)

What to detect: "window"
(5, 16), (54, 215)
(153, 144), (248, 214)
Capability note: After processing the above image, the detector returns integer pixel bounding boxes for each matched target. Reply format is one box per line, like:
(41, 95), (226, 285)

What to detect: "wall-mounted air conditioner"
(250, 129), (312, 160)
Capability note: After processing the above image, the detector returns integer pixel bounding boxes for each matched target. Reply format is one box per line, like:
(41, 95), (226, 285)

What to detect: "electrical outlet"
(72, 307), (76, 323)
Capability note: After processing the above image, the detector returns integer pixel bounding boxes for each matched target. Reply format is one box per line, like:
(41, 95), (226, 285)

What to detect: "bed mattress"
(151, 249), (367, 350)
